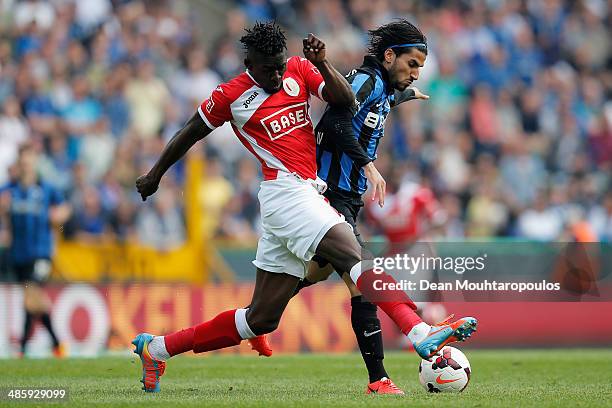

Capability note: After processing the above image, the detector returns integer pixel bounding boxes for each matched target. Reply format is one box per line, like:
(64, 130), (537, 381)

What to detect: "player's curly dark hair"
(368, 19), (427, 61)
(240, 21), (287, 56)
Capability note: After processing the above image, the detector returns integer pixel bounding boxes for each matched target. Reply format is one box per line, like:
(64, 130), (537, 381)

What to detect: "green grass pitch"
(1, 349), (611, 407)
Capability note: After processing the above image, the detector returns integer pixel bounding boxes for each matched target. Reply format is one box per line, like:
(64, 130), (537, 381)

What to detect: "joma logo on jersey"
(260, 102), (309, 140)
(243, 91), (259, 109)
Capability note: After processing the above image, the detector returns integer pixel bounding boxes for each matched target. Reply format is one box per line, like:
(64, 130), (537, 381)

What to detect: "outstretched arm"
(392, 86), (429, 106)
(303, 33), (353, 107)
(136, 112), (212, 201)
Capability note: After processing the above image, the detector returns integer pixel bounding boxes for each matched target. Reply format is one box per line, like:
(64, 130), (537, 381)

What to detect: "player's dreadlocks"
(368, 19), (427, 61)
(240, 21), (287, 56)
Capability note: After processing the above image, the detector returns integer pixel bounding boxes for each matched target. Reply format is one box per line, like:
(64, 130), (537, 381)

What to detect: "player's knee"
(318, 224), (362, 270)
(339, 247), (361, 274)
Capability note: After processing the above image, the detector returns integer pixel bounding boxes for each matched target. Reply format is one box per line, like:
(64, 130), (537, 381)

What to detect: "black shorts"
(12, 259), (51, 283)
(0, 248), (8, 280)
(312, 188), (364, 269)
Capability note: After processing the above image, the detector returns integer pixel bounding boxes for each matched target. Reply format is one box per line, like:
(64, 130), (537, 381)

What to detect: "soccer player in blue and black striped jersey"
(0, 144), (71, 357)
(302, 19), (430, 394)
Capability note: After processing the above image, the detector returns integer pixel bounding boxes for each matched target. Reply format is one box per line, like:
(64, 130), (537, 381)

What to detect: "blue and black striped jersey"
(315, 56), (416, 197)
(1, 180), (63, 264)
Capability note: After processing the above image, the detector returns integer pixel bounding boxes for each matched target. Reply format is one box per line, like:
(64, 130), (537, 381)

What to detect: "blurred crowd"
(0, 0), (200, 251)
(0, 0), (610, 250)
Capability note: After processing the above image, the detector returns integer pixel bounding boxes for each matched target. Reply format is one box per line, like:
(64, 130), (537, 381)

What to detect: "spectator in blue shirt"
(61, 76), (102, 161)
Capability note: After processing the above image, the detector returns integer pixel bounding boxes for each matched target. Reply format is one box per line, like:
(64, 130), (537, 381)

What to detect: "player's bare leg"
(20, 282), (64, 358)
(316, 223), (477, 360)
(132, 269), (298, 392)
(246, 269), (300, 334)
(248, 262), (336, 357)
(250, 264), (361, 354)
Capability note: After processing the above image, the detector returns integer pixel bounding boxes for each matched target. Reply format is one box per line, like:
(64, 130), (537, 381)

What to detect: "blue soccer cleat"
(413, 315), (478, 360)
(132, 333), (166, 393)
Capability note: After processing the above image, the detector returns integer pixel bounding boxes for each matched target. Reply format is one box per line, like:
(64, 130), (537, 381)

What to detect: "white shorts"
(252, 172), (347, 278)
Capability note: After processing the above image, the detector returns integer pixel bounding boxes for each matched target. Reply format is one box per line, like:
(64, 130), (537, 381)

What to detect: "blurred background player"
(0, 144), (71, 358)
(367, 167), (447, 251)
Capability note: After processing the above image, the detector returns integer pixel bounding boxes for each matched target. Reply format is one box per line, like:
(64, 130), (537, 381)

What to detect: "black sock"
(40, 313), (59, 348)
(291, 278), (315, 297)
(351, 296), (388, 383)
(20, 311), (34, 352)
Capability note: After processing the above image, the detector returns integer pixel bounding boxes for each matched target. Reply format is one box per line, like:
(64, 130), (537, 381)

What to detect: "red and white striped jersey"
(198, 56), (326, 180)
(368, 181), (440, 244)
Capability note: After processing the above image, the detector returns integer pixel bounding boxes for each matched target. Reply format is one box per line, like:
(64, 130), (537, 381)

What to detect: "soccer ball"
(418, 346), (471, 393)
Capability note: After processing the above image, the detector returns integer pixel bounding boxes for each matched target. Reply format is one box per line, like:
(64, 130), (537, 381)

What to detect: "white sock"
(147, 336), (170, 361)
(235, 308), (256, 339)
(406, 322), (431, 345)
(349, 260), (374, 284)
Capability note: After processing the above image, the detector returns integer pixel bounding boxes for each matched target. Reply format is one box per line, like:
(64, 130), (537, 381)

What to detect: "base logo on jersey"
(260, 102), (309, 140)
(283, 77), (300, 97)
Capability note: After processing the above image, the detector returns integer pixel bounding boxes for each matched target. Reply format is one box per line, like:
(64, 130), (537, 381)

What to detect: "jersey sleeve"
(197, 83), (233, 129)
(320, 106), (371, 168)
(349, 73), (377, 114)
(390, 88), (417, 107)
(294, 57), (326, 100)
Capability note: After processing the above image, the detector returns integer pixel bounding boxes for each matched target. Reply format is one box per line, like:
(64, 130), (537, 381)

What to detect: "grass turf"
(1, 349), (611, 407)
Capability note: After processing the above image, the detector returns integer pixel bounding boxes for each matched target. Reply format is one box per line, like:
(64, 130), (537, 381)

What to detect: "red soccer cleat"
(247, 335), (273, 357)
(366, 377), (405, 395)
(53, 343), (67, 358)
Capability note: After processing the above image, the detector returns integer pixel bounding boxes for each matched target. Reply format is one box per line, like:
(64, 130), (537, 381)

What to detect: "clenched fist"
(136, 173), (160, 202)
(303, 33), (326, 64)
